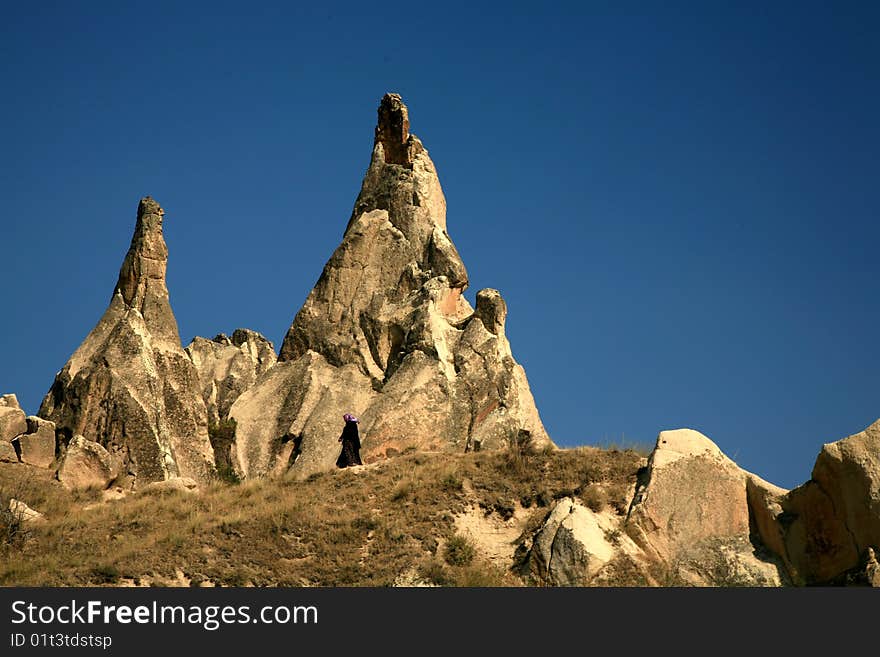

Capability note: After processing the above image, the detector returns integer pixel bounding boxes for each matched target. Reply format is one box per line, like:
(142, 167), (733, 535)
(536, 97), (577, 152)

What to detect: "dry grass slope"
(0, 444), (647, 587)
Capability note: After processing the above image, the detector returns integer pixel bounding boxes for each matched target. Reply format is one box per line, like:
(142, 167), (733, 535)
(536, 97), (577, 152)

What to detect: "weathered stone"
(0, 394), (27, 443)
(374, 92), (419, 167)
(8, 498), (44, 524)
(56, 435), (117, 491)
(626, 429), (752, 561)
(16, 416), (56, 468)
(234, 93), (552, 478)
(142, 476), (199, 495)
(608, 422), (880, 586)
(766, 420), (880, 584)
(0, 440), (18, 463)
(524, 498), (618, 586)
(230, 352), (376, 479)
(39, 197), (215, 486)
(185, 329), (277, 426)
(625, 428), (786, 586)
(668, 535), (786, 587)
(746, 474), (792, 574)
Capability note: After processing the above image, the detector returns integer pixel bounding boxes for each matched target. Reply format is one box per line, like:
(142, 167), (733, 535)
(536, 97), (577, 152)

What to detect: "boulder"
(56, 435), (117, 491)
(15, 416), (56, 468)
(625, 428), (786, 586)
(185, 329), (277, 426)
(39, 197), (215, 486)
(625, 429), (752, 562)
(233, 93), (552, 478)
(523, 498), (619, 586)
(0, 394), (27, 442)
(8, 498), (44, 524)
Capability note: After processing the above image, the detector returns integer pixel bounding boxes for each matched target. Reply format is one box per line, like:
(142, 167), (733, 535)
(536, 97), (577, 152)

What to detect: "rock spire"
(39, 197), (215, 486)
(231, 94), (552, 478)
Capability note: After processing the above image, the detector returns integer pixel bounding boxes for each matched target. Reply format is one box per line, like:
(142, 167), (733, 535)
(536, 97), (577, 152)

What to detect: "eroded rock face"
(666, 535), (786, 587)
(39, 197), (215, 486)
(624, 428), (786, 586)
(754, 420), (880, 585)
(15, 417), (56, 468)
(185, 329), (277, 426)
(626, 429), (751, 562)
(0, 441), (17, 463)
(230, 352), (376, 479)
(233, 93), (552, 478)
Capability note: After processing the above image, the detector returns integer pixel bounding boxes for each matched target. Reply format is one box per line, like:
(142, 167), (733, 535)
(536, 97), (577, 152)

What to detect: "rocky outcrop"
(626, 429), (752, 562)
(515, 431), (789, 587)
(752, 419), (880, 585)
(231, 93), (552, 479)
(56, 435), (119, 491)
(622, 428), (786, 586)
(39, 197), (215, 486)
(514, 423), (880, 587)
(185, 329), (277, 426)
(0, 394), (27, 443)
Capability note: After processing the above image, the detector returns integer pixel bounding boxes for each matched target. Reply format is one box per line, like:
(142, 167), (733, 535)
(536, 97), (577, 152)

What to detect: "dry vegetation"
(0, 444), (647, 587)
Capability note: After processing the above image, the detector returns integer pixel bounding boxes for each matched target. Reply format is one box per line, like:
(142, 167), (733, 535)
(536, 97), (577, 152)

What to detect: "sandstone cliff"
(230, 93), (552, 479)
(39, 197), (215, 486)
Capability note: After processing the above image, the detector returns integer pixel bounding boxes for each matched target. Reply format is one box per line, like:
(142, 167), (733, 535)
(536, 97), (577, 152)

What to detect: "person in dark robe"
(336, 413), (363, 468)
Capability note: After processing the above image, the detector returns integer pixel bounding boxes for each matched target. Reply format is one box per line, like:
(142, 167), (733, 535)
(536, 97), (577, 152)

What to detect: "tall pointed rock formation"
(230, 94), (552, 479)
(40, 197), (215, 486)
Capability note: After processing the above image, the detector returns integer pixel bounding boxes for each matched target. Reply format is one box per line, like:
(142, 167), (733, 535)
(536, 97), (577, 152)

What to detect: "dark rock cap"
(376, 93), (416, 167)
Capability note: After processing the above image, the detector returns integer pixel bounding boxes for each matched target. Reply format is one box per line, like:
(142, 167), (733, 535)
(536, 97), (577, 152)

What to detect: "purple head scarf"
(343, 413), (359, 423)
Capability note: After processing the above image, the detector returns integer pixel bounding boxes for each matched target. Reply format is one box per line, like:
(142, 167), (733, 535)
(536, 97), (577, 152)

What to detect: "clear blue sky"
(1, 1), (877, 489)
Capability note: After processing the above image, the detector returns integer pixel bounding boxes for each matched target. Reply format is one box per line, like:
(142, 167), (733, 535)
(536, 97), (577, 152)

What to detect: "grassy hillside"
(0, 445), (647, 587)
